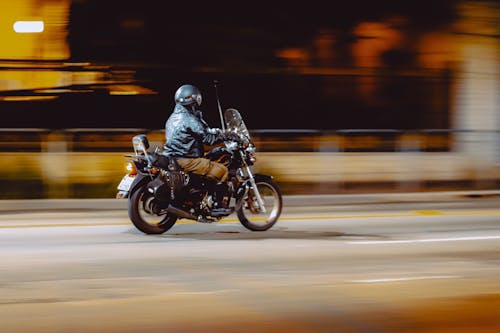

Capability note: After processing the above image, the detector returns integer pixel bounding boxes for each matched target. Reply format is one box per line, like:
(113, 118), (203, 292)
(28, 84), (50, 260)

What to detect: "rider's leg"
(214, 181), (231, 207)
(176, 158), (228, 182)
(176, 158), (232, 214)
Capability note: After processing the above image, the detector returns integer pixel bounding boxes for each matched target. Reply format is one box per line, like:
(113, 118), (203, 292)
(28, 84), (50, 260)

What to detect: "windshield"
(224, 108), (252, 144)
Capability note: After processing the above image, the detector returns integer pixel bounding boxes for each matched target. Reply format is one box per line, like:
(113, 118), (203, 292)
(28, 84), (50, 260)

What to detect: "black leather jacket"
(163, 104), (225, 158)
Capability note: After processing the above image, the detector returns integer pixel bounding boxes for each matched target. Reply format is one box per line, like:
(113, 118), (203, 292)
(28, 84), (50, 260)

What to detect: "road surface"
(1, 195), (499, 332)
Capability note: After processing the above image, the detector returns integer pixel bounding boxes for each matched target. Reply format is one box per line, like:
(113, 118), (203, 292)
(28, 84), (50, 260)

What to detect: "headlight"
(225, 141), (238, 151)
(246, 145), (256, 155)
(246, 146), (257, 162)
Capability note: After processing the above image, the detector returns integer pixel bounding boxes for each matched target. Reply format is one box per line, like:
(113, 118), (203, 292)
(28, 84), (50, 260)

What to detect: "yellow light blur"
(0, 0), (70, 60)
(1, 95), (58, 101)
(108, 85), (158, 95)
(110, 91), (139, 96)
(63, 62), (91, 67)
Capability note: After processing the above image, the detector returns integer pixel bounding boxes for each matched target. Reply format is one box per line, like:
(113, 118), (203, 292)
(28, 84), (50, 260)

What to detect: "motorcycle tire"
(128, 185), (178, 234)
(237, 177), (282, 231)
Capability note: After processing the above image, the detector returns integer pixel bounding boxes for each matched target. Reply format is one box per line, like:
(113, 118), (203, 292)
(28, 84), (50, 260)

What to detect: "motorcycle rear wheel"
(237, 178), (282, 231)
(128, 186), (177, 234)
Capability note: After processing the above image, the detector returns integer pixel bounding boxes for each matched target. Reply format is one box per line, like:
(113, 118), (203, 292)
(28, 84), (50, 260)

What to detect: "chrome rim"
(242, 182), (280, 225)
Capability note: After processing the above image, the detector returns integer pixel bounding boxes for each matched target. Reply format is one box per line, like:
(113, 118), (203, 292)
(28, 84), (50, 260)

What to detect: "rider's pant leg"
(177, 158), (228, 182)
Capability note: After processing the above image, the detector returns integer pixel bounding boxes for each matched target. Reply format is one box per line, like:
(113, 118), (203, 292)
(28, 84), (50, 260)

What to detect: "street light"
(13, 21), (44, 33)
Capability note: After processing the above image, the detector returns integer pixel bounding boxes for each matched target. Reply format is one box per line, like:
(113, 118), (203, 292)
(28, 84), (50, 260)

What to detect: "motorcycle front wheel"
(128, 186), (178, 234)
(237, 177), (282, 231)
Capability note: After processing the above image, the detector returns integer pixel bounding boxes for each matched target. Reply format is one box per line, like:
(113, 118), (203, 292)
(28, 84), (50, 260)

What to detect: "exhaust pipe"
(165, 205), (197, 221)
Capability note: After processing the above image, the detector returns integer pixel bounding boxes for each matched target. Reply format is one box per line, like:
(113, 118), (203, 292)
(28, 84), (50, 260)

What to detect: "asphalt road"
(1, 195), (500, 333)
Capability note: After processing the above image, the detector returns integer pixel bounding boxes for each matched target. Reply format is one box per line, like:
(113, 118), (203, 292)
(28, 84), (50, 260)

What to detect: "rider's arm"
(188, 114), (225, 146)
(202, 127), (226, 145)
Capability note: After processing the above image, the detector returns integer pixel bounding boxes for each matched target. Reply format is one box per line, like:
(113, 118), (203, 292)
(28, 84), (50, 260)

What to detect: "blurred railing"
(254, 129), (498, 154)
(2, 127), (496, 153)
(0, 128), (499, 198)
(1, 127), (500, 163)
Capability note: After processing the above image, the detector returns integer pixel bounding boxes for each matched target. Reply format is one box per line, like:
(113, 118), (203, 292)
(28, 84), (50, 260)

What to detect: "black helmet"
(174, 84), (202, 107)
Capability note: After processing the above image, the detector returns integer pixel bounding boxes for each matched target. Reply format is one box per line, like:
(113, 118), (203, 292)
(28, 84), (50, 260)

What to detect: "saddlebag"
(149, 156), (186, 200)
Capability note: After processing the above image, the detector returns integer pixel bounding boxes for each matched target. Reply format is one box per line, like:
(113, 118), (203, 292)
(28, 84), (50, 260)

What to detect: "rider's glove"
(223, 131), (241, 143)
(207, 128), (223, 135)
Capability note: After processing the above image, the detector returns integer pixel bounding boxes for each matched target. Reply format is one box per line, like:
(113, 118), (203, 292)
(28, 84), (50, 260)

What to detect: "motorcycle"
(116, 107), (282, 234)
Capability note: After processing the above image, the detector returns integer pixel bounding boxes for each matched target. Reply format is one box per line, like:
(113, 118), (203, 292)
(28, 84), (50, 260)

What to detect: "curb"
(0, 190), (499, 213)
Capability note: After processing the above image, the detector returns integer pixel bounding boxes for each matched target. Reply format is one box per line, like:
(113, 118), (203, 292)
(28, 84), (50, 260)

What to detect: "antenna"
(213, 80), (226, 131)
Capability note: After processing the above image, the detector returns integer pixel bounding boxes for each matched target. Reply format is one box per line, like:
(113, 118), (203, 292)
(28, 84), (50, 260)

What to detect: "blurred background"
(0, 0), (498, 198)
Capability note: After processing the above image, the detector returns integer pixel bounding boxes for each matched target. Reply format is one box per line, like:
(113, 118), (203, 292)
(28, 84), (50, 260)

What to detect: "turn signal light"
(125, 162), (137, 175)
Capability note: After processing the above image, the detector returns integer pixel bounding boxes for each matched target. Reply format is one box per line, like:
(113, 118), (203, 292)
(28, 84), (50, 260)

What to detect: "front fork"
(239, 152), (266, 213)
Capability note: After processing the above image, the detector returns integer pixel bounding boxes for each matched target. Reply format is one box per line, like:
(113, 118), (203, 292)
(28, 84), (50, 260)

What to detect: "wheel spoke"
(237, 179), (282, 231)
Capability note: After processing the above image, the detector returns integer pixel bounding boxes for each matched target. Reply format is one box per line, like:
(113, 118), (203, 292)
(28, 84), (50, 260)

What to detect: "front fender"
(238, 174), (274, 192)
(234, 173), (275, 209)
(254, 174), (274, 182)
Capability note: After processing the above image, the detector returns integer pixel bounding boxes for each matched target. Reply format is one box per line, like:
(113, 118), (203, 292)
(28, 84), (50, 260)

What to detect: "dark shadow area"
(157, 226), (385, 241)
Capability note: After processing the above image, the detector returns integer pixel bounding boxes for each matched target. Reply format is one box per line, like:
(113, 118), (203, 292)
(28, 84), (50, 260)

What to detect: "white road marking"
(350, 275), (460, 283)
(347, 235), (500, 245)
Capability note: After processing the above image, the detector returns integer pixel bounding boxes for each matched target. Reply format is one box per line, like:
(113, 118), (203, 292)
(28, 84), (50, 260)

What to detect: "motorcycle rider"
(163, 84), (238, 215)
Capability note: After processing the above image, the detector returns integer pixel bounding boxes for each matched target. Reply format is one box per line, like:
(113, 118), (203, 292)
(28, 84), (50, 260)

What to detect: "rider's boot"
(211, 181), (234, 216)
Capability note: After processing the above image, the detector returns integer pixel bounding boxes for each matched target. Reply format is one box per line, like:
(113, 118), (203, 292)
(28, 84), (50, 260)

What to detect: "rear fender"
(129, 173), (152, 197)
